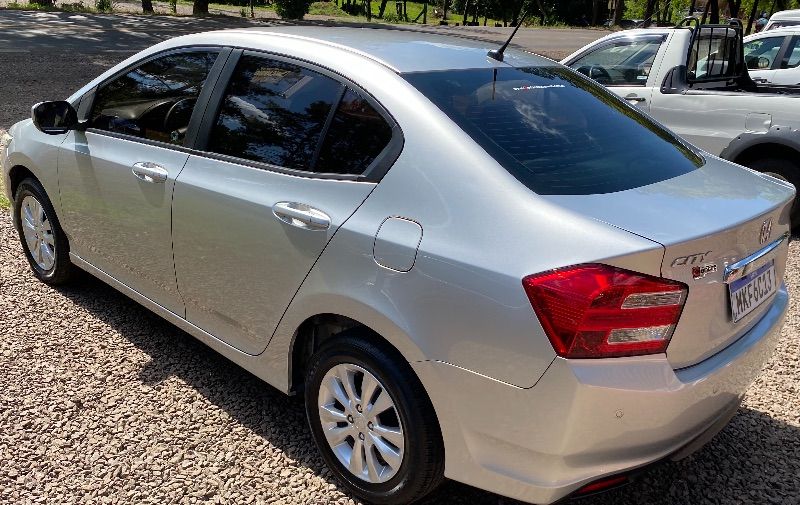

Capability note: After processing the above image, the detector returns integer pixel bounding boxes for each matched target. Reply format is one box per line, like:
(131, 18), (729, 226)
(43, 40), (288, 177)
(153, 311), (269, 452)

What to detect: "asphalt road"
(0, 9), (603, 128)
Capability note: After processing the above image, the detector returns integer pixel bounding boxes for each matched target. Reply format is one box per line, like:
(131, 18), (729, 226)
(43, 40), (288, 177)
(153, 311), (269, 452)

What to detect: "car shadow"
(54, 273), (799, 505)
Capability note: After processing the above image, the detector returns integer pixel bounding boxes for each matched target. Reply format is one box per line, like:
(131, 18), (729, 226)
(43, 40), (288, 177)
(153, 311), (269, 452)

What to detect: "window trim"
(565, 34), (667, 87)
(79, 46), (233, 153)
(193, 48), (404, 183)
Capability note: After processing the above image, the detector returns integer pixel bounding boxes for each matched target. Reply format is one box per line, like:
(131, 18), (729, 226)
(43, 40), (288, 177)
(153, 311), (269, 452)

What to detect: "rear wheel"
(743, 157), (800, 232)
(304, 333), (444, 504)
(13, 178), (74, 285)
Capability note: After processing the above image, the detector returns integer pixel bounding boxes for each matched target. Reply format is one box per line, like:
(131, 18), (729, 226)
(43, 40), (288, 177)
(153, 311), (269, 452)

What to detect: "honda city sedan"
(1, 27), (793, 504)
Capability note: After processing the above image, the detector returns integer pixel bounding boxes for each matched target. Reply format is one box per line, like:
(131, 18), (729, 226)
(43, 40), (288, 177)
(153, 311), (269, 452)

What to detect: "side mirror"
(32, 101), (82, 135)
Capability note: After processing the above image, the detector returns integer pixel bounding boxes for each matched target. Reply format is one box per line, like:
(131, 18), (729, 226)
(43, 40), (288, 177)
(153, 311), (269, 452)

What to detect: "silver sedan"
(1, 27), (794, 504)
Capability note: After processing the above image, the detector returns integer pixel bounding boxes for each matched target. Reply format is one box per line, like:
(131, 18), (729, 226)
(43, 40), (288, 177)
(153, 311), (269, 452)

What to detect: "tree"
(643, 0), (656, 26)
(194, 0), (208, 15)
(613, 0), (625, 25)
(274, 0), (312, 18)
(142, 0), (154, 13)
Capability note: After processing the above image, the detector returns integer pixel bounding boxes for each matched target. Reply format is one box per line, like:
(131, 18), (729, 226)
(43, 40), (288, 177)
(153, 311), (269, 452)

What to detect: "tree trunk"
(710, 0), (719, 24)
(366, 0), (372, 20)
(643, 0), (656, 27)
(592, 0), (600, 25)
(141, 0), (154, 13)
(612, 0), (625, 26)
(729, 0), (742, 18)
(462, 0), (470, 25)
(701, 0), (711, 23)
(688, 0), (697, 16)
(746, 0), (760, 34)
(193, 0), (209, 16)
(378, 0), (388, 17)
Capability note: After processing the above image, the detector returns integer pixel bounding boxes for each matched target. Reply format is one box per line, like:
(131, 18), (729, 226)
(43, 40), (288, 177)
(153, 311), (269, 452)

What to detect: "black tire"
(13, 178), (75, 285)
(743, 157), (800, 232)
(304, 332), (444, 505)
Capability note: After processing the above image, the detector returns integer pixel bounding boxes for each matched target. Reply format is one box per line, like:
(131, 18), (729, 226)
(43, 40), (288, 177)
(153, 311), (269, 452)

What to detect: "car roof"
(769, 9), (800, 21)
(196, 26), (553, 73)
(745, 25), (800, 39)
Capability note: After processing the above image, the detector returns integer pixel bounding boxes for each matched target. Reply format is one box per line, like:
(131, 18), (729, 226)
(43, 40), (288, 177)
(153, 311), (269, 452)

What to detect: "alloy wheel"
(20, 195), (55, 271)
(317, 363), (405, 484)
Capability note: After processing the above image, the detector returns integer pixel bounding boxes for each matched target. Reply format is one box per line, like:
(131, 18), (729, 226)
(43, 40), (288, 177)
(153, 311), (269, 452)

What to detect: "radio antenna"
(488, 6), (532, 62)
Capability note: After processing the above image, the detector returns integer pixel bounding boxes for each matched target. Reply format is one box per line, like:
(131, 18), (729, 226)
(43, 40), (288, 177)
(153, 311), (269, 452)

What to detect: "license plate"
(728, 260), (777, 322)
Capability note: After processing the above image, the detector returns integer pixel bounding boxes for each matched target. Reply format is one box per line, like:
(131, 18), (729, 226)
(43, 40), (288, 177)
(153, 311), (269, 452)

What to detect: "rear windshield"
(404, 66), (703, 195)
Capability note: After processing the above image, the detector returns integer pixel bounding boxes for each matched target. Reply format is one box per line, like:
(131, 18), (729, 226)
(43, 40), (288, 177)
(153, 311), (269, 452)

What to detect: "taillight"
(522, 264), (687, 359)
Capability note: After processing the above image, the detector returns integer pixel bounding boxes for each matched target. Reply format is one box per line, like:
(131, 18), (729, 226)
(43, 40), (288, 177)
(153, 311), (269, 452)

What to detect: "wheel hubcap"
(20, 195), (55, 271)
(318, 363), (405, 484)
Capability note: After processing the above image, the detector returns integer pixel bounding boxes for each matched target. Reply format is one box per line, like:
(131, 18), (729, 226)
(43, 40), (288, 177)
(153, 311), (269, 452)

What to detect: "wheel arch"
(286, 310), (426, 396)
(721, 126), (800, 167)
(8, 164), (39, 198)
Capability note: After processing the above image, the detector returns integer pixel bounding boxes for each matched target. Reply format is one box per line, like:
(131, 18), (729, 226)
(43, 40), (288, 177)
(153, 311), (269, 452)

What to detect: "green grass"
(0, 178), (10, 211)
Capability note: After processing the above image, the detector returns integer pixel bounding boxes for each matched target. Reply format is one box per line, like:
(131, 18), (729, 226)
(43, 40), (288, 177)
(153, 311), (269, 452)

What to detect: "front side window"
(744, 36), (785, 70)
(568, 37), (664, 86)
(404, 66), (702, 195)
(90, 51), (219, 145)
(207, 55), (342, 171)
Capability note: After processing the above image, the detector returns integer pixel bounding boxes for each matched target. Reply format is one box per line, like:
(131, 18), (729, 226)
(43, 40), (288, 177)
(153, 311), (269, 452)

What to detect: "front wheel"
(743, 157), (800, 232)
(13, 178), (75, 285)
(304, 333), (444, 504)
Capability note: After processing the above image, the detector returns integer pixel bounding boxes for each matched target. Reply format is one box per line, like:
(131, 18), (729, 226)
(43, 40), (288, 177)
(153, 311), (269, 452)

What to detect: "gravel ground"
(1, 208), (799, 504)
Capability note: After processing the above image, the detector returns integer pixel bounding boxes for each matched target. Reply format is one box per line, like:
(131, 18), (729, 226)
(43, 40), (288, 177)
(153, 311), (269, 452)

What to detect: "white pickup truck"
(562, 20), (800, 222)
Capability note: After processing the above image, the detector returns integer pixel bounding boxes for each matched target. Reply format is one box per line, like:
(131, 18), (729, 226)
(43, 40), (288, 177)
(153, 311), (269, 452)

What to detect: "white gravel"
(0, 209), (798, 505)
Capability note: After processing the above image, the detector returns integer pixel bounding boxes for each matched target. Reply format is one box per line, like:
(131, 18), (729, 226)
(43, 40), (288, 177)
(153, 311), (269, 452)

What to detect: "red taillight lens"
(522, 264), (688, 359)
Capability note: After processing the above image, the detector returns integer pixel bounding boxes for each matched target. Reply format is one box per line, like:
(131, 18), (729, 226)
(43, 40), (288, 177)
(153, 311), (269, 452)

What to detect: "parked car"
(561, 22), (800, 225)
(744, 26), (800, 84)
(2, 27), (794, 505)
(763, 8), (800, 31)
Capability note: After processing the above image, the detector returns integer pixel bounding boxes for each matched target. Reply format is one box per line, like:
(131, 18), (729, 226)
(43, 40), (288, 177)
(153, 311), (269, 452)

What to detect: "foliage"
(382, 10), (402, 22)
(95, 0), (112, 11)
(170, 0), (177, 12)
(273, 0), (312, 18)
(309, 1), (346, 16)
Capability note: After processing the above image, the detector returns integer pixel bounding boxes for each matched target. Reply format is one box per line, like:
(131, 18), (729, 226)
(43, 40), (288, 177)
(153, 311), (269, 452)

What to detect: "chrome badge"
(671, 251), (712, 267)
(692, 263), (718, 280)
(760, 218), (773, 245)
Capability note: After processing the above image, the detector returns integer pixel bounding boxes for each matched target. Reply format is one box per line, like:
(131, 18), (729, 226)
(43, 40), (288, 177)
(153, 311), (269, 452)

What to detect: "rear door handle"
(272, 202), (331, 231)
(132, 162), (169, 183)
(624, 94), (647, 102)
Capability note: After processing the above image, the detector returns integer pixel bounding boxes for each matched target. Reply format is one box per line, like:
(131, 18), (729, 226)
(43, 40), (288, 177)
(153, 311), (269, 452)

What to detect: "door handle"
(272, 202), (331, 231)
(132, 162), (169, 183)
(624, 94), (647, 102)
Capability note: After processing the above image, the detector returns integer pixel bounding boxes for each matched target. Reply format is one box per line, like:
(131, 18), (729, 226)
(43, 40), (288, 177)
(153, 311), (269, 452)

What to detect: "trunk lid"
(543, 158), (794, 368)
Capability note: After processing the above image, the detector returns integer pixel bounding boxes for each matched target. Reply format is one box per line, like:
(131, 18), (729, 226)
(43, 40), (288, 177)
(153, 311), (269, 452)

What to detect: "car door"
(171, 52), (399, 354)
(58, 49), (225, 315)
(772, 35), (800, 84)
(564, 34), (668, 112)
(744, 34), (787, 83)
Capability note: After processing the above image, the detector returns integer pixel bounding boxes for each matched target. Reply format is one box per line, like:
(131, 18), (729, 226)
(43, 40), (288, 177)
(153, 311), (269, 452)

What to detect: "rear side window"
(315, 88), (393, 175)
(784, 36), (800, 68)
(207, 55), (342, 171)
(90, 51), (219, 145)
(568, 37), (664, 86)
(404, 66), (702, 195)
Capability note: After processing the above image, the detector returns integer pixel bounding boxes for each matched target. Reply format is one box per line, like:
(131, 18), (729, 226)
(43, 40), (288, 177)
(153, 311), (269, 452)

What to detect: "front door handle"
(132, 162), (169, 183)
(624, 94), (647, 103)
(272, 202), (331, 231)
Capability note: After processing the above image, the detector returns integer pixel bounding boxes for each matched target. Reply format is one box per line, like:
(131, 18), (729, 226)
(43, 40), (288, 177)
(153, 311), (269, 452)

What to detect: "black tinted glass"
(208, 56), (342, 171)
(315, 89), (393, 175)
(404, 67), (702, 195)
(90, 51), (219, 145)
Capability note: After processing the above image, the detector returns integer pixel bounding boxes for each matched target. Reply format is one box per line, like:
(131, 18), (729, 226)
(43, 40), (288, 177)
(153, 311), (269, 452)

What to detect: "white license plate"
(729, 260), (777, 323)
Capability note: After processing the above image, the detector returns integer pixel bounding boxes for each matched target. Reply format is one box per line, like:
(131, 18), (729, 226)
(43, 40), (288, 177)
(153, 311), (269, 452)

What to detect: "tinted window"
(744, 36), (785, 69)
(569, 37), (664, 86)
(208, 56), (342, 170)
(784, 36), (800, 68)
(90, 51), (219, 145)
(315, 89), (393, 175)
(404, 67), (702, 195)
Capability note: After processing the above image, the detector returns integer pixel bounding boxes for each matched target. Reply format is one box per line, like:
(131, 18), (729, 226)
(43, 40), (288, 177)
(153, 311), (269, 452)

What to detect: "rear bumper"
(413, 284), (788, 504)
